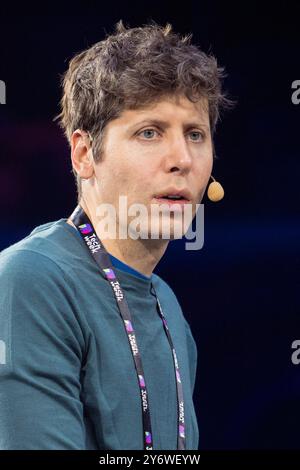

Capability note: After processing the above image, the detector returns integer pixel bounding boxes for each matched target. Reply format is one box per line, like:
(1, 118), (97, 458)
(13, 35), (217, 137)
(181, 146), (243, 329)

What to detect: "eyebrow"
(126, 118), (210, 133)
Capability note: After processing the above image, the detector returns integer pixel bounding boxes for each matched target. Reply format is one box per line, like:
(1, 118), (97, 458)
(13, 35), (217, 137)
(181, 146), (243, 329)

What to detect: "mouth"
(152, 189), (192, 209)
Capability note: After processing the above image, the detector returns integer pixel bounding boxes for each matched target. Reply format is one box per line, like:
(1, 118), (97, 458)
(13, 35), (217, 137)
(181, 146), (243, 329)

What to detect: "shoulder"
(0, 239), (86, 366)
(0, 227), (78, 318)
(0, 246), (68, 288)
(152, 272), (195, 332)
(0, 218), (81, 284)
(151, 272), (178, 302)
(152, 272), (187, 322)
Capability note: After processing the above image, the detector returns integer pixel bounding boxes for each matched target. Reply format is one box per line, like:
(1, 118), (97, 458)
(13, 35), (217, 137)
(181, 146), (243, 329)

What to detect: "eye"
(136, 128), (206, 142)
(137, 128), (159, 140)
(188, 131), (205, 142)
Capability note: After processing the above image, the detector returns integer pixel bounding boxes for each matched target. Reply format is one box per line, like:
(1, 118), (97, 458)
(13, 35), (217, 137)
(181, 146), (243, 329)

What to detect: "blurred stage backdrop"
(0, 1), (299, 449)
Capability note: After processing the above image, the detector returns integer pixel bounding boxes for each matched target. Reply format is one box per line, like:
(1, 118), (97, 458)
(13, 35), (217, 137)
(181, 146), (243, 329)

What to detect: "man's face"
(90, 93), (213, 239)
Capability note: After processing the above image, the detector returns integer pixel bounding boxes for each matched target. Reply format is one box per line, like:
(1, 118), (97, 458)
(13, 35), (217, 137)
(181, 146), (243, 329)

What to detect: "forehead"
(115, 94), (210, 128)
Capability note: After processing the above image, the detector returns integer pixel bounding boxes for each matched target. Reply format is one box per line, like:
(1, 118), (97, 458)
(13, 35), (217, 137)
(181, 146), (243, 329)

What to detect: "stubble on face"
(87, 94), (213, 243)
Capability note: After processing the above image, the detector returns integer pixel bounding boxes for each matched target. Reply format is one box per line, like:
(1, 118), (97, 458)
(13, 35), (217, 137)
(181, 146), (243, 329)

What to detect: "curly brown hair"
(54, 19), (232, 201)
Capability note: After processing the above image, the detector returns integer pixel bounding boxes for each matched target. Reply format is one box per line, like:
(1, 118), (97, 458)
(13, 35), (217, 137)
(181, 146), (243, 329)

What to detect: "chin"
(126, 212), (192, 241)
(149, 216), (191, 240)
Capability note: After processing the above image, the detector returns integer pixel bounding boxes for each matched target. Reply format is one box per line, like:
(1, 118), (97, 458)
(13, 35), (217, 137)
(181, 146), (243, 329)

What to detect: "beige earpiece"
(207, 175), (224, 202)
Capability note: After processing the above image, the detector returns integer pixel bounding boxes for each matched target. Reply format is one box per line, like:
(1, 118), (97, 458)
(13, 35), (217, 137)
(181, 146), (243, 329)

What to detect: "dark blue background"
(1, 1), (299, 449)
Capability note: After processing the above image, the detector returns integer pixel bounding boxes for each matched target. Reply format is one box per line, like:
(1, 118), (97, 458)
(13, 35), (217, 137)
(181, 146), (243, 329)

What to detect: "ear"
(70, 129), (94, 179)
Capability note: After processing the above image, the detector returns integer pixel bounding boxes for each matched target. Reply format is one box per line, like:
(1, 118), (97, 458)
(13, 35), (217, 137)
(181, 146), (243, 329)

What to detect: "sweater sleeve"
(0, 249), (86, 450)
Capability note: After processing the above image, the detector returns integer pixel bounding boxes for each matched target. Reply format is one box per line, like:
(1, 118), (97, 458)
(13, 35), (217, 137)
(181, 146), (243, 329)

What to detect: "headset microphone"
(207, 175), (224, 202)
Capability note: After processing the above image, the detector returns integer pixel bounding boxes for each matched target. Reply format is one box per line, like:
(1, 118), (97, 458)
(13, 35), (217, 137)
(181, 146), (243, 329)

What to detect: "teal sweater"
(0, 218), (199, 450)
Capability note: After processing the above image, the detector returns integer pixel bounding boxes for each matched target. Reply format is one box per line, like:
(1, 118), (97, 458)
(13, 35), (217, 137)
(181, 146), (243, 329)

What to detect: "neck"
(67, 198), (169, 277)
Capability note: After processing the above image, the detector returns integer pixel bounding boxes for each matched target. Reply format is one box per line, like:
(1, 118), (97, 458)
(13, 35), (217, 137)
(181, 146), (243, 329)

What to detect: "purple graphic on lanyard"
(179, 424), (185, 438)
(176, 370), (181, 383)
(145, 431), (152, 444)
(138, 374), (145, 387)
(103, 268), (116, 280)
(79, 223), (93, 234)
(124, 319), (134, 333)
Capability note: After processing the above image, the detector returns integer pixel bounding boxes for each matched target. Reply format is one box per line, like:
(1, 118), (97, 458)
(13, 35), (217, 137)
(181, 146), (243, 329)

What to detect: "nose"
(165, 135), (193, 174)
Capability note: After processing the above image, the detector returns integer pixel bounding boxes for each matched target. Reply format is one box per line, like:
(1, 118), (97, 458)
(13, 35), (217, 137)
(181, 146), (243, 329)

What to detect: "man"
(0, 20), (228, 450)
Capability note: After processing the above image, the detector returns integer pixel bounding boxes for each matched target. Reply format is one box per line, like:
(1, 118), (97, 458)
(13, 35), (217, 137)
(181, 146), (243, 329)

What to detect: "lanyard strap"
(70, 205), (186, 450)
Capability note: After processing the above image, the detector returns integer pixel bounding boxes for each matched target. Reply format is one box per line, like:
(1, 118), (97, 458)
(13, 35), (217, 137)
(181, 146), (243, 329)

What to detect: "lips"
(154, 188), (192, 202)
(154, 197), (189, 205)
(152, 189), (192, 213)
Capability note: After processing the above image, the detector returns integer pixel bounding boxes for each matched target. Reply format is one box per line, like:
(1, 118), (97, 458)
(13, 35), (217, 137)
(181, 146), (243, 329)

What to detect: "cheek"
(116, 153), (157, 189)
(195, 152), (213, 177)
(193, 155), (213, 199)
(206, 157), (214, 179)
(97, 161), (142, 200)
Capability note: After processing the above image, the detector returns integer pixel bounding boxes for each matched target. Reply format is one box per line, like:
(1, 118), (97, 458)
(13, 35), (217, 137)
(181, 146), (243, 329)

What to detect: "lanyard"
(70, 205), (186, 450)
